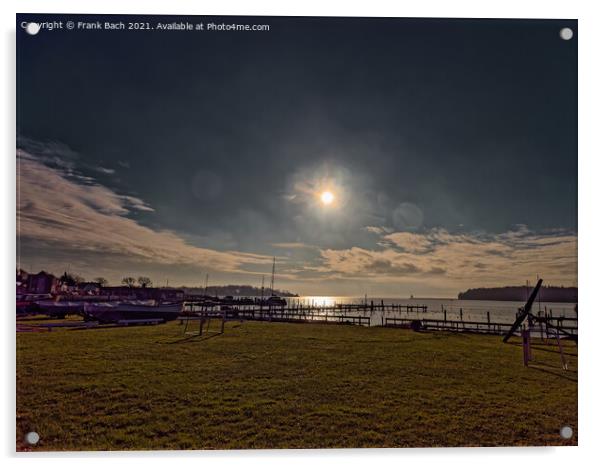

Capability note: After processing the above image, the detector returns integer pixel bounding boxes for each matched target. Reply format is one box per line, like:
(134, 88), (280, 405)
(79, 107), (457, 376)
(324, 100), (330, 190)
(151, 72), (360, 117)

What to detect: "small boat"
(263, 257), (287, 307)
(16, 293), (52, 314)
(36, 300), (86, 318)
(83, 301), (183, 324)
(266, 295), (287, 307)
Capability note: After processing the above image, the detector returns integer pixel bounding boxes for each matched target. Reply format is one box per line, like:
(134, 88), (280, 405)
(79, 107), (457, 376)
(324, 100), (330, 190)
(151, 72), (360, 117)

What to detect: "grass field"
(16, 319), (577, 450)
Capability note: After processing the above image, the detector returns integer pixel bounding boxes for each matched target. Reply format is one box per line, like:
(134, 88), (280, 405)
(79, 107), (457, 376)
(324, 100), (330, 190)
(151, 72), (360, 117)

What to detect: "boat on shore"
(83, 301), (183, 324)
(266, 295), (287, 307)
(36, 299), (86, 318)
(16, 293), (52, 314)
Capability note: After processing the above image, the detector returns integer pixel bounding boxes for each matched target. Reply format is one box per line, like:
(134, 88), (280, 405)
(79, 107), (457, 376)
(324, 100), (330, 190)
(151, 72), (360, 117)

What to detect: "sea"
(282, 296), (578, 327)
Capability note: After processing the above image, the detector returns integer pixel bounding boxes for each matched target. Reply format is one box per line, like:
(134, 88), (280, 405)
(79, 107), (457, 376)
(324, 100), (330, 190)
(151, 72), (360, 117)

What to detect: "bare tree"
(121, 277), (136, 288)
(137, 276), (153, 288)
(94, 277), (108, 287)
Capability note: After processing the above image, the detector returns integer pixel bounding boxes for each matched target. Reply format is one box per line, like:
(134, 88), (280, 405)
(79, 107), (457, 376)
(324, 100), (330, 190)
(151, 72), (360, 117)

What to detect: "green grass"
(16, 320), (577, 450)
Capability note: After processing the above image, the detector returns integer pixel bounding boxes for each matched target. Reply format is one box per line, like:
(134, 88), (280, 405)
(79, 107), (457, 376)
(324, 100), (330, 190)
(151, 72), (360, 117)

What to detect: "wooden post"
(460, 308), (463, 321)
(444, 309), (447, 322)
(556, 332), (568, 370)
(221, 306), (225, 333)
(522, 327), (530, 366)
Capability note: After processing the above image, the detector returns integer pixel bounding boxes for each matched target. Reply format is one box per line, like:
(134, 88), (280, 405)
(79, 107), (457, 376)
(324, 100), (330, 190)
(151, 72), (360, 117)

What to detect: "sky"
(16, 15), (577, 297)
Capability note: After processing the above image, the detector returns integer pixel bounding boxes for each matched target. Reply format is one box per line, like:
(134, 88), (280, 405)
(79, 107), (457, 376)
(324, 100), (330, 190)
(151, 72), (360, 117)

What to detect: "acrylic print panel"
(16, 14), (577, 450)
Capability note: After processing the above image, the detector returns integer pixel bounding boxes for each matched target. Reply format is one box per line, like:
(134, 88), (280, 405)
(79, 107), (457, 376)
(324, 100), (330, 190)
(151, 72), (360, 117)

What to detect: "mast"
(503, 279), (543, 343)
(260, 275), (265, 300)
(270, 257), (276, 296)
(260, 275), (265, 310)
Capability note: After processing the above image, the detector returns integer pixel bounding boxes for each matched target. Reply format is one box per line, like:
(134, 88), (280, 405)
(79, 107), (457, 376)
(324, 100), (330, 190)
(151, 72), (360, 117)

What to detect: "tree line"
(458, 285), (577, 302)
(57, 272), (153, 288)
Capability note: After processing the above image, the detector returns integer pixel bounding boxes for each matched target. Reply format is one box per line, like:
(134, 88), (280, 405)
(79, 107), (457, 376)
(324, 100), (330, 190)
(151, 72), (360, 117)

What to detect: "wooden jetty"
(184, 300), (426, 316)
(183, 306), (372, 326)
(183, 299), (577, 337)
(383, 317), (514, 335)
(383, 315), (577, 338)
(181, 299), (428, 328)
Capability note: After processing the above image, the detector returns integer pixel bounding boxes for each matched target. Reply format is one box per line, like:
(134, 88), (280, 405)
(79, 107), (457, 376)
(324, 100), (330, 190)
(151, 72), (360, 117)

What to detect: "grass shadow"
(528, 364), (577, 382)
(157, 331), (224, 345)
(505, 340), (577, 358)
(532, 359), (577, 374)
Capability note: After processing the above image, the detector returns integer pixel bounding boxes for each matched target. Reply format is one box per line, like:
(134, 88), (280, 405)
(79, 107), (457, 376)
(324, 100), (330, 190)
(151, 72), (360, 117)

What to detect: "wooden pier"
(184, 306), (372, 326)
(383, 315), (577, 338)
(184, 302), (427, 312)
(181, 298), (580, 337)
(384, 317), (514, 335)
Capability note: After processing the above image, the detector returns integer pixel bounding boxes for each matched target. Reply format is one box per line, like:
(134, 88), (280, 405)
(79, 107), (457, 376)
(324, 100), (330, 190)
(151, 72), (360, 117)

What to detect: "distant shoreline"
(457, 285), (577, 303)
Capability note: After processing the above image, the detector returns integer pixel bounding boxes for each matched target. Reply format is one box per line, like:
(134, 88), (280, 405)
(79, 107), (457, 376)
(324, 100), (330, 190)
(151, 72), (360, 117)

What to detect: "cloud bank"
(318, 225), (577, 289)
(17, 150), (272, 274)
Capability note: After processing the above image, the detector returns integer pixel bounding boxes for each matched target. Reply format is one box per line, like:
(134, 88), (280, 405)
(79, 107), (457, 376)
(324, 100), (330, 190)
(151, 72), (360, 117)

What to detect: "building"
(99, 287), (185, 302)
(77, 282), (101, 295)
(26, 271), (59, 294)
(16, 269), (29, 294)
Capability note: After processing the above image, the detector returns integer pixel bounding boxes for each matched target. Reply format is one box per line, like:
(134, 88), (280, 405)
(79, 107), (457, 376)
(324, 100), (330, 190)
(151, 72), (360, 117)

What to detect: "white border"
(3, 1), (602, 465)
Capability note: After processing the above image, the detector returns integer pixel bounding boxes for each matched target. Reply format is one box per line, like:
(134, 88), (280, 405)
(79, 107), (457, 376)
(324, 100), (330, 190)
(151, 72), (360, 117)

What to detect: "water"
(189, 295), (577, 327)
(284, 296), (578, 327)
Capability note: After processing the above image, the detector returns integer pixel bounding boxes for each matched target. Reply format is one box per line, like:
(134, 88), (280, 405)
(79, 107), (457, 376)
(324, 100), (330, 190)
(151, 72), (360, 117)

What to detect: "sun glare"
(320, 191), (334, 205)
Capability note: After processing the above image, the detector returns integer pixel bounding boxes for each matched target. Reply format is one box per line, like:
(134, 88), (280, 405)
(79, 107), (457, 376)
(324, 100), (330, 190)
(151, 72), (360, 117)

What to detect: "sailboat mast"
(260, 275), (265, 300)
(270, 257), (275, 296)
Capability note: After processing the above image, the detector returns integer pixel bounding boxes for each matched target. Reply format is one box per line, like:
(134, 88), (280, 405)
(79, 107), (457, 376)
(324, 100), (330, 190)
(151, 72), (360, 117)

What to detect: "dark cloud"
(16, 15), (577, 294)
(365, 260), (421, 276)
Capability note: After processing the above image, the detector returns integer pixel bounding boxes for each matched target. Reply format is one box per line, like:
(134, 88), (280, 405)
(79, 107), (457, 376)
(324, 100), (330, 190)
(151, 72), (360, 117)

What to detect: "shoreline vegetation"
(457, 286), (577, 303)
(16, 320), (577, 450)
(182, 285), (298, 297)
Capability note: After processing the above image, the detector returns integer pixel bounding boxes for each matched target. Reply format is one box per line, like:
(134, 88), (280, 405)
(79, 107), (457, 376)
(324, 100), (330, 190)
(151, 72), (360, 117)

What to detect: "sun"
(320, 191), (334, 205)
